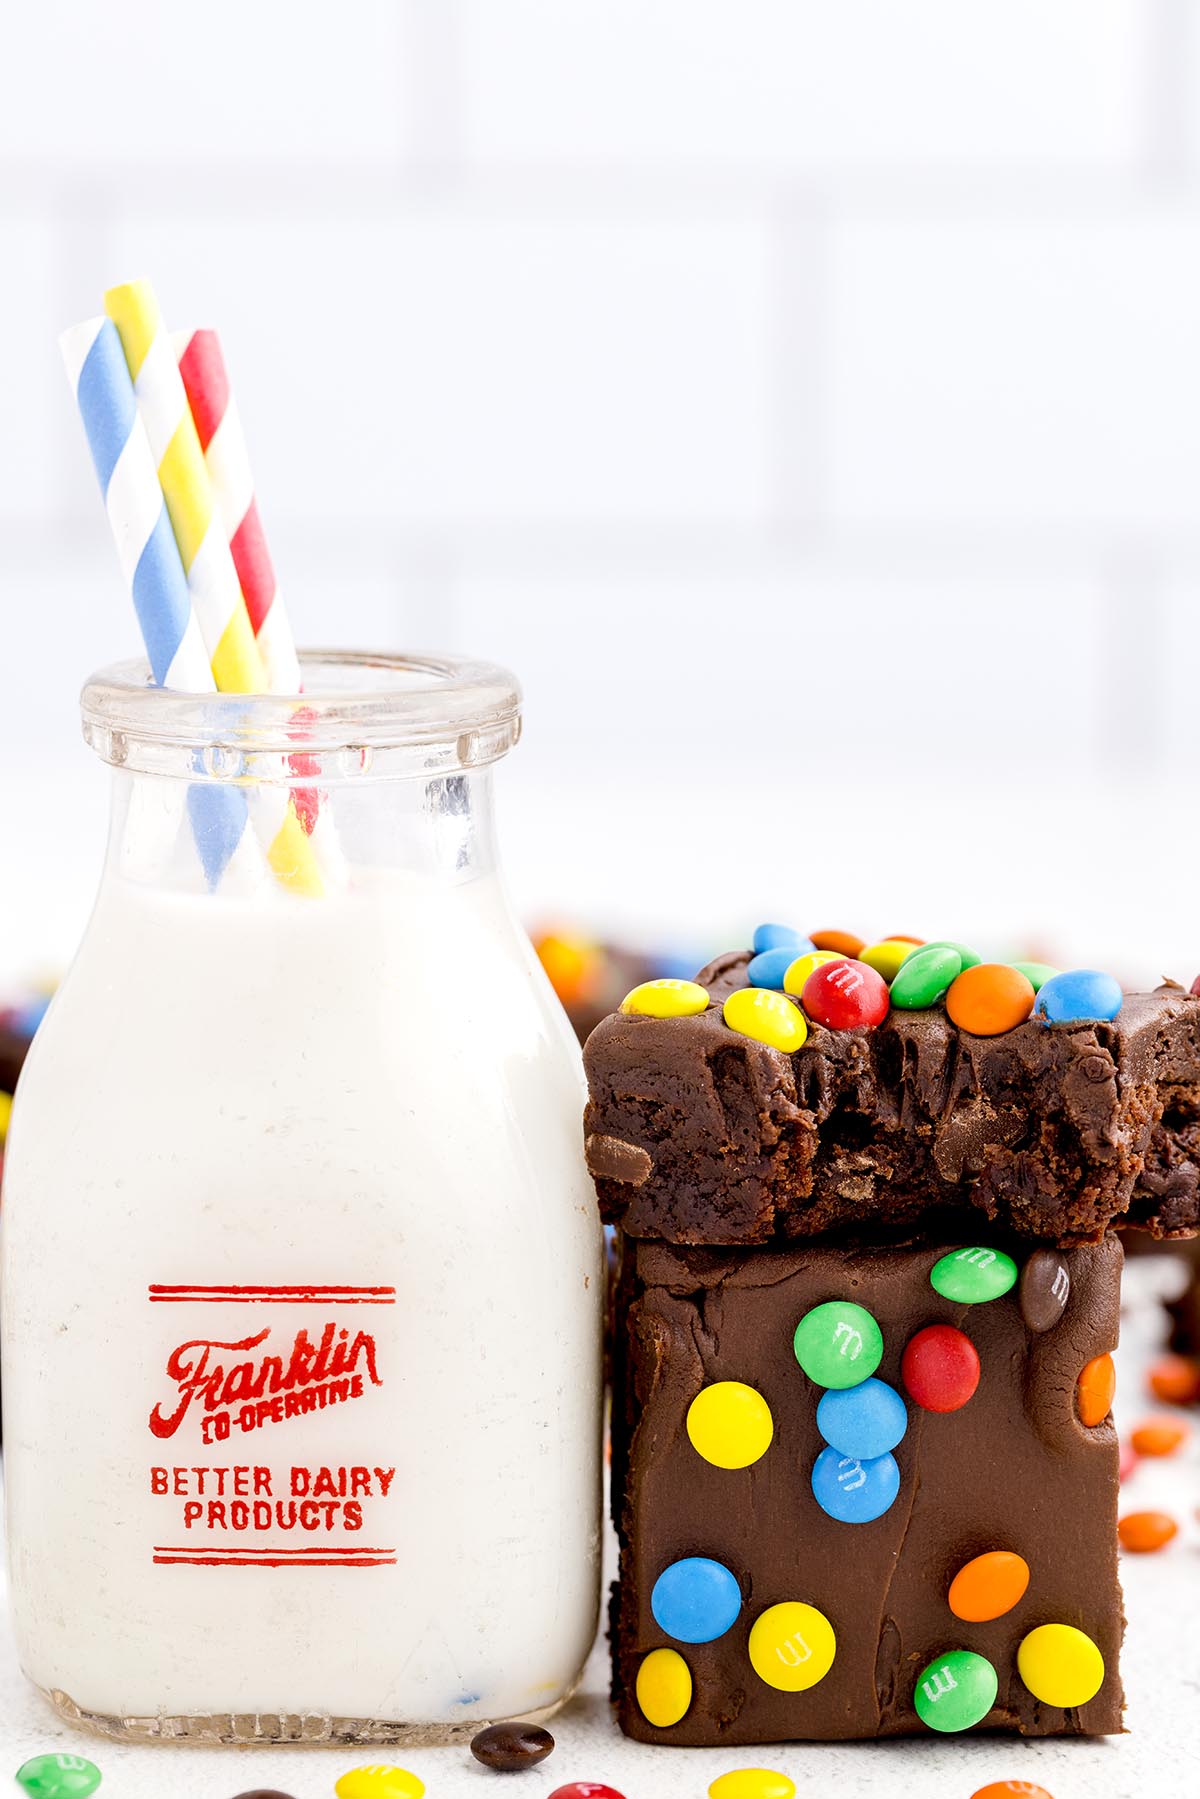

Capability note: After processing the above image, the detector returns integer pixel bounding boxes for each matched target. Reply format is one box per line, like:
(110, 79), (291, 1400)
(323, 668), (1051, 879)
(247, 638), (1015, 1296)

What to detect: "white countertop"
(0, 1259), (1195, 1799)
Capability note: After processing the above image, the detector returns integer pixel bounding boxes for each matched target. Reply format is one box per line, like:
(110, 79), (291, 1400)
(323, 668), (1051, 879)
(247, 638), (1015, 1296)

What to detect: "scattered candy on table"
(547, 1786), (627, 1799)
(651, 1555), (742, 1642)
(970, 1784), (1054, 1799)
(231, 1791), (299, 1798)
(793, 1300), (884, 1387)
(469, 1721), (555, 1770)
(723, 987), (808, 1052)
(1033, 967), (1123, 1025)
(912, 1649), (998, 1732)
(811, 1443), (900, 1522)
(334, 1768), (424, 1799)
(687, 1380), (775, 1468)
(1129, 1414), (1189, 1456)
(1018, 1249), (1070, 1332)
(902, 1323), (980, 1412)
(945, 963), (1036, 1036)
(1076, 1351), (1116, 1425)
(1016, 1622), (1105, 1708)
(635, 1645), (693, 1726)
(801, 957), (890, 1030)
(708, 1769), (796, 1799)
(1148, 1353), (1200, 1404)
(747, 1600), (837, 1691)
(620, 978), (708, 1018)
(815, 1376), (907, 1460)
(14, 1757), (102, 1798)
(1118, 1509), (1179, 1553)
(930, 1245), (1018, 1305)
(947, 1550), (1031, 1622)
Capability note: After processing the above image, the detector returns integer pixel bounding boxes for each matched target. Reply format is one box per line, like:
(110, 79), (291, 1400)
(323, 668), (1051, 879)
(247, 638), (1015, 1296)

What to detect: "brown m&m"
(470, 1722), (555, 1771)
(1018, 1249), (1070, 1333)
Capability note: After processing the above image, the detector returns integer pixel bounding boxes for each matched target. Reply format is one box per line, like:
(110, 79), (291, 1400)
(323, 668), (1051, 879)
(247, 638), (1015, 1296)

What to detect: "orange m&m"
(1077, 1353), (1115, 1426)
(809, 929), (865, 958)
(1129, 1416), (1189, 1457)
(1148, 1354), (1200, 1404)
(945, 964), (1036, 1036)
(1118, 1510), (1178, 1553)
(947, 1550), (1030, 1622)
(970, 1784), (1054, 1799)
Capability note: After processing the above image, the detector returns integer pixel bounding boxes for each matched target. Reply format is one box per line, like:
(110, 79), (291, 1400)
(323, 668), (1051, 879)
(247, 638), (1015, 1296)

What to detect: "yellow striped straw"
(105, 279), (320, 897)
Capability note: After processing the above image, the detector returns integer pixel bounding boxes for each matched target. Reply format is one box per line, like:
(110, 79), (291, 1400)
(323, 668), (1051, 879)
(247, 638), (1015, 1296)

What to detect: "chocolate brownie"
(585, 953), (1200, 1247)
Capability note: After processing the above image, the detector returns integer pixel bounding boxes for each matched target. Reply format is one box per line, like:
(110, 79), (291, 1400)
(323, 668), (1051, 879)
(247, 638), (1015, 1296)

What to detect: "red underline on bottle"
(153, 1549), (396, 1567)
(148, 1284), (396, 1303)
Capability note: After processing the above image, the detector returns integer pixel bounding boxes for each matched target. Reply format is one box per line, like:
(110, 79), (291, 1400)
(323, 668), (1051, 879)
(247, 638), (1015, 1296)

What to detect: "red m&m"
(548, 1788), (627, 1799)
(901, 1325), (980, 1412)
(802, 959), (890, 1030)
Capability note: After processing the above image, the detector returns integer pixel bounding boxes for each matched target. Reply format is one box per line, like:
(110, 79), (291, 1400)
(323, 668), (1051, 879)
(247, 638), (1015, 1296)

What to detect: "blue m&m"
(811, 1446), (900, 1523)
(747, 946), (803, 990)
(1033, 968), (1123, 1026)
(651, 1556), (742, 1643)
(752, 923), (814, 956)
(816, 1378), (907, 1462)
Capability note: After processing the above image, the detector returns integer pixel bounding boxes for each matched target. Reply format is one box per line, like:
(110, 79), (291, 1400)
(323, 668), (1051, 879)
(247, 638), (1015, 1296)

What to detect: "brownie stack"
(583, 945), (1200, 1745)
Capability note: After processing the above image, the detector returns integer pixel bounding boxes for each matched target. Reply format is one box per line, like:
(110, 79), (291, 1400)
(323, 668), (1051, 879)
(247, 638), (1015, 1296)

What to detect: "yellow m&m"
(1016, 1623), (1105, 1709)
(335, 1767), (425, 1799)
(748, 1600), (836, 1692)
(782, 949), (844, 996)
(687, 1381), (774, 1469)
(859, 939), (920, 982)
(621, 978), (709, 1018)
(723, 988), (808, 1053)
(636, 1646), (693, 1727)
(709, 1770), (796, 1799)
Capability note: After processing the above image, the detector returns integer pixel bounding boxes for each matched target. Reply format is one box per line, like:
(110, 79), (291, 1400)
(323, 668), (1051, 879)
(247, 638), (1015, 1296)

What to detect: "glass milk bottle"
(1, 652), (603, 1745)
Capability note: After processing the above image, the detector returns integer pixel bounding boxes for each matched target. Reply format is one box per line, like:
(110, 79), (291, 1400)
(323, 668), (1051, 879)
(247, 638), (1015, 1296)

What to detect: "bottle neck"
(102, 765), (503, 899)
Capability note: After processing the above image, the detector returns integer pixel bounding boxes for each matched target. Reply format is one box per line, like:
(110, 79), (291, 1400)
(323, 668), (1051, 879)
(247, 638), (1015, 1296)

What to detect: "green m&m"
(931, 1246), (1018, 1304)
(15, 1755), (102, 1798)
(913, 1649), (998, 1733)
(1010, 960), (1059, 993)
(793, 1301), (883, 1389)
(889, 944), (963, 1010)
(918, 939), (981, 971)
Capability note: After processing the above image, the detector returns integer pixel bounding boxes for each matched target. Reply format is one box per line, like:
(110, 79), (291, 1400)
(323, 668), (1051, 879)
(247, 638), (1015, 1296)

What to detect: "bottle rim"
(80, 649), (522, 780)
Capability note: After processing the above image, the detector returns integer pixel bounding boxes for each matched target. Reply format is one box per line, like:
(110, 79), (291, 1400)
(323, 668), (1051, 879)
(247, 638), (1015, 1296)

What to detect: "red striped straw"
(176, 328), (320, 831)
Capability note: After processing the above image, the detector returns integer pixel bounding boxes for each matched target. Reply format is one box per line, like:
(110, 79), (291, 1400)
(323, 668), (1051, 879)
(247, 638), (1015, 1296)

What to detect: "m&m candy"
(1147, 1354), (1200, 1404)
(1016, 1623), (1105, 1708)
(930, 1245), (1018, 1305)
(811, 1446), (900, 1523)
(782, 949), (845, 996)
(15, 1758), (102, 1799)
(548, 1787), (627, 1799)
(1018, 1248), (1070, 1332)
(1033, 968), (1123, 1026)
(1118, 1509), (1178, 1553)
(620, 978), (708, 1018)
(889, 944), (962, 1010)
(651, 1556), (742, 1643)
(947, 1550), (1030, 1621)
(1010, 960), (1059, 993)
(945, 964), (1035, 1036)
(793, 1301), (883, 1388)
(815, 1377), (907, 1460)
(859, 939), (919, 982)
(708, 1770), (795, 1799)
(809, 928), (865, 957)
(469, 1724), (554, 1771)
(752, 922), (809, 954)
(635, 1647), (693, 1726)
(913, 1649), (998, 1732)
(919, 938), (981, 971)
(723, 988), (808, 1053)
(1076, 1352), (1115, 1425)
(801, 959), (890, 1030)
(970, 1785), (1054, 1799)
(1129, 1416), (1188, 1457)
(902, 1324), (980, 1412)
(334, 1770), (424, 1799)
(687, 1381), (774, 1469)
(747, 1600), (836, 1691)
(747, 946), (802, 990)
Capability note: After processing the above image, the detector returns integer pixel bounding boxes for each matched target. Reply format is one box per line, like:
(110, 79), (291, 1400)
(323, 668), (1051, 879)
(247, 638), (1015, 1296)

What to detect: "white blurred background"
(2, 0), (1199, 988)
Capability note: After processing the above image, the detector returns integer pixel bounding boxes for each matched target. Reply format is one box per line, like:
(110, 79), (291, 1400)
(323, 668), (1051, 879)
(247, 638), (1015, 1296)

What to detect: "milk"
(1, 864), (603, 1740)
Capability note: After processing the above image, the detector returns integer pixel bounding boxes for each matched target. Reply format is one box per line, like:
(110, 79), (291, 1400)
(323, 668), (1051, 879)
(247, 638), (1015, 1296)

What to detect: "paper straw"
(60, 316), (249, 891)
(174, 328), (301, 693)
(105, 280), (321, 898)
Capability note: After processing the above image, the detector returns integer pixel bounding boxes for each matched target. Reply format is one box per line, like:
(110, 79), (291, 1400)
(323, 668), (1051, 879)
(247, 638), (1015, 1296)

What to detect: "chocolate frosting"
(584, 953), (1200, 1245)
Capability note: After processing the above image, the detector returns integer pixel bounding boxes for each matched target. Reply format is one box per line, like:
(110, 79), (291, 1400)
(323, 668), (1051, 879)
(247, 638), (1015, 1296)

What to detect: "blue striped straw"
(61, 316), (248, 888)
